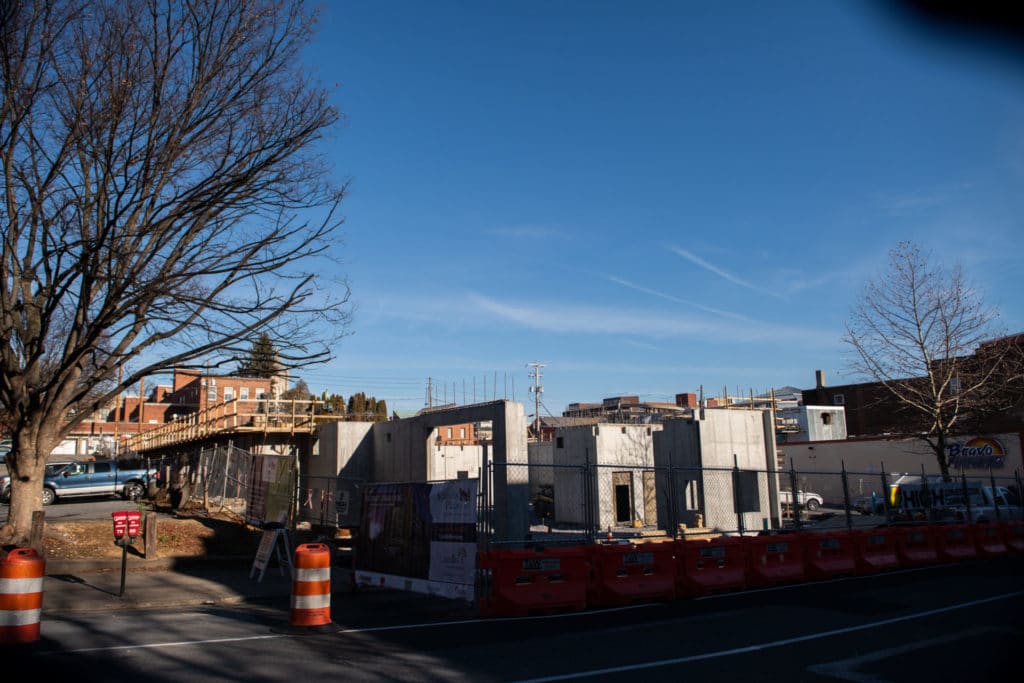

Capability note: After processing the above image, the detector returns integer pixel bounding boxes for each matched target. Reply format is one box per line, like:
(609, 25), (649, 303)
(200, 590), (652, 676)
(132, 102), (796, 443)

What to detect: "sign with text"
(353, 479), (478, 600)
(946, 437), (1006, 469)
(245, 454), (294, 527)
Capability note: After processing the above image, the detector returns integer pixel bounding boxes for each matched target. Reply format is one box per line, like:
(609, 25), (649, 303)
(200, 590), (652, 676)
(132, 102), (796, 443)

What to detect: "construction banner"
(246, 454), (294, 527)
(354, 479), (478, 600)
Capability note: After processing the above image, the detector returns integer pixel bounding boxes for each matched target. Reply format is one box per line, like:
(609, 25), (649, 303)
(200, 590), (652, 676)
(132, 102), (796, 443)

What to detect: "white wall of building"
(780, 432), (1023, 505)
(795, 406), (847, 442)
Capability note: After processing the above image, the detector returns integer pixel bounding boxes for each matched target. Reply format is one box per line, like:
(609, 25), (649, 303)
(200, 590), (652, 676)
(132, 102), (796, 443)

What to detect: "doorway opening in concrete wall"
(613, 471), (633, 525)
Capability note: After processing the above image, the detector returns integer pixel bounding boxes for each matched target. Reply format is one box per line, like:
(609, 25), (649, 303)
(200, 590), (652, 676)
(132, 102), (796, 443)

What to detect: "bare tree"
(0, 0), (350, 544)
(843, 241), (1012, 479)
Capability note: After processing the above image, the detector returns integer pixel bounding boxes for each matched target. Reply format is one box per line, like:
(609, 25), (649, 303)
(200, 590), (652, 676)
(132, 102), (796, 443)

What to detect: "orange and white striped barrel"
(0, 548), (45, 644)
(290, 543), (331, 628)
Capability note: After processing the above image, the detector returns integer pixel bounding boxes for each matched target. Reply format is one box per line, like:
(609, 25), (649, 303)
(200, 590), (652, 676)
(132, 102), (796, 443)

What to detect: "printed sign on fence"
(353, 479), (478, 600)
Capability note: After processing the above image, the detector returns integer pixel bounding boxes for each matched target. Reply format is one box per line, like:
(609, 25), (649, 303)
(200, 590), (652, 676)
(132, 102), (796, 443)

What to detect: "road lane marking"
(513, 591), (1024, 682)
(62, 633), (286, 654)
(807, 627), (1011, 682)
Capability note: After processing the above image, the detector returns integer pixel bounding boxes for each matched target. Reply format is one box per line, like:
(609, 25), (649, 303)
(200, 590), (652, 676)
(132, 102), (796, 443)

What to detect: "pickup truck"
(778, 489), (824, 511)
(37, 458), (157, 506)
(890, 475), (1023, 523)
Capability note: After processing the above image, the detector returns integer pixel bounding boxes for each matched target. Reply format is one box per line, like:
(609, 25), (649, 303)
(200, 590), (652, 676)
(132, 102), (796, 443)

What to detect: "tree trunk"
(936, 431), (950, 481)
(0, 429), (59, 547)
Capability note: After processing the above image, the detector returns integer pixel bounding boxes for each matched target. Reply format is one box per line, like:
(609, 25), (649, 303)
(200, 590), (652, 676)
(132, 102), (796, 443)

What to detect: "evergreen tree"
(348, 392), (367, 420)
(281, 379), (313, 400)
(238, 333), (279, 378)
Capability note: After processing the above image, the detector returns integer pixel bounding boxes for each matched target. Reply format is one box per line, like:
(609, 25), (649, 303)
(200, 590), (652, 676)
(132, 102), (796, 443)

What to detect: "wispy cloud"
(481, 225), (564, 240)
(605, 275), (751, 321)
(667, 246), (780, 298)
(873, 182), (972, 215)
(467, 294), (835, 347)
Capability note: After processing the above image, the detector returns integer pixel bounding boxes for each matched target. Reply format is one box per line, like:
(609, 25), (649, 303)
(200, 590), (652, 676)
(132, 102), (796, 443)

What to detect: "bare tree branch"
(1, 0), (350, 544)
(842, 241), (1018, 478)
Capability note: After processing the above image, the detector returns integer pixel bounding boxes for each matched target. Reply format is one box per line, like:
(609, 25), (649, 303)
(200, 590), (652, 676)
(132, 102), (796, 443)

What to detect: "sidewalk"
(41, 556), (480, 627)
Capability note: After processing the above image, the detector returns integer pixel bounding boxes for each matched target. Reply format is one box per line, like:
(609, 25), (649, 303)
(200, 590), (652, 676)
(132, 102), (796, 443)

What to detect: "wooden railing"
(125, 398), (348, 452)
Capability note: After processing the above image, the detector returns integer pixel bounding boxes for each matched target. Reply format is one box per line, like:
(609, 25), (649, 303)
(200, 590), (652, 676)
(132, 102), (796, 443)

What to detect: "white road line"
(806, 627), (1004, 682)
(512, 591), (1024, 683)
(63, 633), (286, 654)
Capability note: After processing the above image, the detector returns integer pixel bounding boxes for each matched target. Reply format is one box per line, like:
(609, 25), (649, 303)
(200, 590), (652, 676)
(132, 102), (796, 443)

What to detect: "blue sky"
(293, 1), (1024, 417)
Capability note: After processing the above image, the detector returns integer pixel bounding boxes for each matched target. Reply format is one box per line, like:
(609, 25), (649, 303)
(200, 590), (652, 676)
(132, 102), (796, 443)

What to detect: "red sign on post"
(112, 511), (142, 540)
(126, 511), (141, 537)
(112, 511), (128, 539)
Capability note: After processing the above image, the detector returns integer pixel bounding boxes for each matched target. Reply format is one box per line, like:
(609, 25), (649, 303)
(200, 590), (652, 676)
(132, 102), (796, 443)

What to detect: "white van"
(889, 475), (1023, 522)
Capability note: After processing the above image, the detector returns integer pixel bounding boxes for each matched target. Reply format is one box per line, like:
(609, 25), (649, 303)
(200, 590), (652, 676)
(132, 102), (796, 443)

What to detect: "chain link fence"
(179, 444), (254, 517)
(476, 460), (1024, 549)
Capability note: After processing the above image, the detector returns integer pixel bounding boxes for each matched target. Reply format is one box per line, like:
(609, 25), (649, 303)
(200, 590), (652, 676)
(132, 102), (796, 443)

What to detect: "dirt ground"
(40, 507), (323, 561)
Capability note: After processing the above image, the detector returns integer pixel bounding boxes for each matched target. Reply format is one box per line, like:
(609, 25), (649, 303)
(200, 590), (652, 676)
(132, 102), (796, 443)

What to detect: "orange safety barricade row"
(746, 533), (805, 588)
(587, 541), (676, 608)
(479, 546), (588, 617)
(973, 523), (1007, 558)
(852, 528), (900, 575)
(0, 548), (45, 645)
(476, 520), (1022, 617)
(895, 526), (939, 567)
(1004, 521), (1024, 555)
(675, 536), (746, 597)
(935, 524), (977, 562)
(804, 531), (857, 580)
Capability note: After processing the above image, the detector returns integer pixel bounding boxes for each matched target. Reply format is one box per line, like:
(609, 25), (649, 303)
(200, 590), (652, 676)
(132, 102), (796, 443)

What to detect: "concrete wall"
(653, 409), (781, 534)
(552, 425), (597, 525)
(431, 439), (486, 481)
(780, 432), (1024, 505)
(527, 440), (555, 495)
(550, 424), (659, 528)
(797, 406), (848, 442)
(310, 400), (530, 542)
(307, 421), (373, 527)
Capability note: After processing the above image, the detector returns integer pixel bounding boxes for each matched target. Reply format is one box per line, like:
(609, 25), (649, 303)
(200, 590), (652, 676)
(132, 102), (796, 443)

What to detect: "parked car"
(2, 458), (156, 506)
(0, 460), (74, 503)
(853, 494), (885, 515)
(778, 489), (824, 511)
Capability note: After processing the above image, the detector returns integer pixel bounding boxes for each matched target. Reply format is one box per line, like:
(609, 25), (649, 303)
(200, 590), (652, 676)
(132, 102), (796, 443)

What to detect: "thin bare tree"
(843, 241), (1014, 479)
(0, 0), (349, 544)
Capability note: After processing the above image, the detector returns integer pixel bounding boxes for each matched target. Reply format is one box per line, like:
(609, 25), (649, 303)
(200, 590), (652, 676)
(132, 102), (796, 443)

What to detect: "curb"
(45, 555), (253, 574)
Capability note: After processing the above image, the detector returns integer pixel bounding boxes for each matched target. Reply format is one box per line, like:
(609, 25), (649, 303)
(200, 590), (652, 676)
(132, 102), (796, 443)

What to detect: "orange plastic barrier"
(1003, 521), (1024, 555)
(934, 524), (977, 562)
(895, 526), (938, 567)
(745, 534), (805, 588)
(803, 531), (857, 580)
(852, 528), (899, 575)
(479, 546), (588, 617)
(973, 523), (1007, 558)
(675, 536), (747, 597)
(586, 541), (676, 607)
(290, 543), (332, 629)
(0, 548), (45, 645)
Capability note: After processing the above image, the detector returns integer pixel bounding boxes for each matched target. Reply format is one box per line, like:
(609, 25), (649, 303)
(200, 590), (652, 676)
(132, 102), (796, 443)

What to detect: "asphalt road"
(1, 495), (145, 522)
(13, 557), (1023, 681)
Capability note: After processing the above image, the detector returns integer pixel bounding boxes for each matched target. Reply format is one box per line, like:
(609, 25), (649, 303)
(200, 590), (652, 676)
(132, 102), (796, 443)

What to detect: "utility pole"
(426, 377), (433, 409)
(527, 362), (545, 437)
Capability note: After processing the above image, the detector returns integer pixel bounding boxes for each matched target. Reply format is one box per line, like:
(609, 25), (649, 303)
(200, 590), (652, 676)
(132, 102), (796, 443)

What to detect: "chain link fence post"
(840, 461), (853, 532)
(789, 461), (802, 531)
